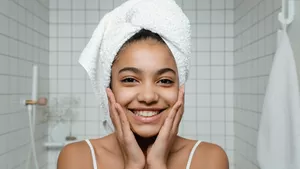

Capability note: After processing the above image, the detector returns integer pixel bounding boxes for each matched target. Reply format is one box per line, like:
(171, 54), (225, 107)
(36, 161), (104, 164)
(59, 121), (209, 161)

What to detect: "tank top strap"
(186, 140), (202, 169)
(85, 139), (98, 169)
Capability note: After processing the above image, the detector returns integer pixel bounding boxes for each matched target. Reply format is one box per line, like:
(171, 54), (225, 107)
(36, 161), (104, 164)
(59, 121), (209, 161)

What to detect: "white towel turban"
(79, 0), (191, 133)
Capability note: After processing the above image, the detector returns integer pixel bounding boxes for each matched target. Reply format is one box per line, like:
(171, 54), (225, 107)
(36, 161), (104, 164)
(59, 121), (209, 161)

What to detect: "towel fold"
(78, 0), (191, 133)
(257, 30), (300, 169)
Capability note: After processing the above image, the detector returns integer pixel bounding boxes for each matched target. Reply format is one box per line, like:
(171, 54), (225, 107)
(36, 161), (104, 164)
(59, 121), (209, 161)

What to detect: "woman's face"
(111, 38), (179, 138)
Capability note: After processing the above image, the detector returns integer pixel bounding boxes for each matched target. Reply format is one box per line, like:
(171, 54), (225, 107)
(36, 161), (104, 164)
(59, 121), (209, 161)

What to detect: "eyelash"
(120, 77), (174, 85)
(158, 79), (174, 84)
(121, 77), (138, 83)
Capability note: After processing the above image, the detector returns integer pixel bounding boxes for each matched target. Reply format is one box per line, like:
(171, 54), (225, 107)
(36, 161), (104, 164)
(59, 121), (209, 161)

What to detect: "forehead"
(113, 39), (177, 71)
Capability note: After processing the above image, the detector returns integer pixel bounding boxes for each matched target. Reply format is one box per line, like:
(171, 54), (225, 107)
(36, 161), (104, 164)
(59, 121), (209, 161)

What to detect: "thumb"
(146, 144), (153, 154)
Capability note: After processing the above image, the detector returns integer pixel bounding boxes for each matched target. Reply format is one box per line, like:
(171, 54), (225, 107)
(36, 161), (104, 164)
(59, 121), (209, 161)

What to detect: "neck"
(134, 133), (157, 153)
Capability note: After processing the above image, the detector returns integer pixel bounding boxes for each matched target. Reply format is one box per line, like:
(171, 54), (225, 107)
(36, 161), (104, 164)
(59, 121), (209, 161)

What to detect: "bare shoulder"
(191, 141), (229, 169)
(57, 134), (121, 169)
(57, 140), (93, 169)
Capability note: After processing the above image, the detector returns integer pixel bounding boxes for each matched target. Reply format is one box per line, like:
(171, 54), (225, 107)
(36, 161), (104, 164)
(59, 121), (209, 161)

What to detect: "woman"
(57, 1), (229, 169)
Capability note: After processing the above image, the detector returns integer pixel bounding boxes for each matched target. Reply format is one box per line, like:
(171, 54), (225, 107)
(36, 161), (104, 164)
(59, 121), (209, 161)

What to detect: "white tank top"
(85, 139), (202, 169)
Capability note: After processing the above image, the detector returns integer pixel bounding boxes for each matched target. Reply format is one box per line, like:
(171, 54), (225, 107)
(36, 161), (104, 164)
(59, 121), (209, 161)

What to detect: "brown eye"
(158, 79), (174, 84)
(121, 77), (138, 83)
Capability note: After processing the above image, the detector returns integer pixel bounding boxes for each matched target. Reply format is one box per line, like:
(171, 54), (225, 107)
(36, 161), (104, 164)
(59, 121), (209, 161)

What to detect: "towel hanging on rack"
(278, 0), (295, 30)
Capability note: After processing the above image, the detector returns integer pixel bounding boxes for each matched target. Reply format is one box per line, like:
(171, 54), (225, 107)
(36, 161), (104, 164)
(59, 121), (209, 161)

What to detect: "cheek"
(110, 72), (135, 106)
(160, 89), (178, 105)
(113, 88), (136, 106)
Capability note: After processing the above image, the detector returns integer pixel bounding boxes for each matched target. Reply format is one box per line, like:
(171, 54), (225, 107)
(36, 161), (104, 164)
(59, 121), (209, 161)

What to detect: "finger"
(106, 88), (123, 137)
(158, 96), (182, 139)
(106, 88), (116, 104)
(115, 103), (134, 140)
(106, 88), (113, 119)
(111, 104), (124, 137)
(106, 88), (118, 124)
(166, 86), (184, 121)
(179, 85), (185, 94)
(106, 88), (116, 122)
(160, 86), (184, 134)
(172, 87), (185, 133)
(168, 85), (184, 121)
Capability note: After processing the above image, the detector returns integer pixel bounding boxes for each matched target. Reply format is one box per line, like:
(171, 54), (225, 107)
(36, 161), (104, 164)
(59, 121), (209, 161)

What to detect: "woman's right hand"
(106, 88), (145, 169)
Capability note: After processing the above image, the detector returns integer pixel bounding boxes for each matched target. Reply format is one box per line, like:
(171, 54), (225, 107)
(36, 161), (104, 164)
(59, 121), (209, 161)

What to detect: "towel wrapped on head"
(79, 0), (191, 133)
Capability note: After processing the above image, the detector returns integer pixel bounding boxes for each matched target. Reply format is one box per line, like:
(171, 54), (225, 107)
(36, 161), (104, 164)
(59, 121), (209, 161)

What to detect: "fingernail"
(180, 85), (185, 93)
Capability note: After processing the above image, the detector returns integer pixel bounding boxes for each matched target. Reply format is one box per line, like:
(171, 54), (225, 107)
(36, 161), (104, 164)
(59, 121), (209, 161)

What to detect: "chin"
(131, 125), (160, 138)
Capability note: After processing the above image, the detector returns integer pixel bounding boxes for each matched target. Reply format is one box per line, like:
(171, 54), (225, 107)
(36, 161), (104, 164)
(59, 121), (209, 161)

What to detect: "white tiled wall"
(234, 0), (283, 168)
(0, 0), (297, 168)
(47, 0), (234, 168)
(289, 1), (300, 85)
(0, 0), (49, 169)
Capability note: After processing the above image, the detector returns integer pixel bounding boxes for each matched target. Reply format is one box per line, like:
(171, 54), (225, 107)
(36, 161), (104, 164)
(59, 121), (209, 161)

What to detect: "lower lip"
(131, 112), (162, 124)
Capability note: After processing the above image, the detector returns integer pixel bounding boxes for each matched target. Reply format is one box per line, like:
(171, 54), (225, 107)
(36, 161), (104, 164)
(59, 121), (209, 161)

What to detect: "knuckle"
(166, 116), (173, 122)
(123, 136), (132, 143)
(177, 101), (183, 106)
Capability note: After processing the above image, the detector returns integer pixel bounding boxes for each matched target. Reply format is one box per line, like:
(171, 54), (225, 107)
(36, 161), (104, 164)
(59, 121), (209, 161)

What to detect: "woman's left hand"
(146, 85), (185, 169)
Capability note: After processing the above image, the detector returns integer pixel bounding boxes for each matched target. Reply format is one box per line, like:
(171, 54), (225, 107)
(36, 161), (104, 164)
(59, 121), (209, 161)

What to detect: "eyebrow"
(156, 68), (176, 76)
(118, 67), (176, 76)
(119, 67), (142, 74)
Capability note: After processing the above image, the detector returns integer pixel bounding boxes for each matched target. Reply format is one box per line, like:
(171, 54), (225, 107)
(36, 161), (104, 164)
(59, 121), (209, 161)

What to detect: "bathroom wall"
(0, 0), (49, 169)
(48, 0), (234, 168)
(234, 0), (283, 168)
(289, 1), (300, 86)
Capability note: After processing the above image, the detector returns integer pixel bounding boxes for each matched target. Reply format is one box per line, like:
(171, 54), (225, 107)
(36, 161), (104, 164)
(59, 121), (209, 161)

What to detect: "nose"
(137, 84), (159, 105)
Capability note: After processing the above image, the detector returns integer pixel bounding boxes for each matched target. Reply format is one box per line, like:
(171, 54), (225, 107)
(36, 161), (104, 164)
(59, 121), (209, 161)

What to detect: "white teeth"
(133, 111), (159, 117)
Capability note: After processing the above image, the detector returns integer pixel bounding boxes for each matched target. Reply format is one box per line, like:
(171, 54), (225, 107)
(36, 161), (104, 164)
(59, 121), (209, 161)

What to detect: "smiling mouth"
(129, 109), (165, 117)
